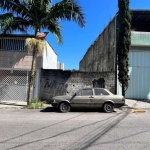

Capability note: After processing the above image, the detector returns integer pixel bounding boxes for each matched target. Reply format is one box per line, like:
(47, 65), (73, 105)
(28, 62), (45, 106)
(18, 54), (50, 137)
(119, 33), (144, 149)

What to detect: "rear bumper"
(114, 103), (125, 108)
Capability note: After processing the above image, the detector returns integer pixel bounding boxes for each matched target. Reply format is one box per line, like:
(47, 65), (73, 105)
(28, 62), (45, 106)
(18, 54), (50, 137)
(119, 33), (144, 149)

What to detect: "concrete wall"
(42, 42), (58, 69)
(0, 51), (42, 69)
(40, 69), (115, 102)
(57, 62), (64, 70)
(79, 17), (116, 72)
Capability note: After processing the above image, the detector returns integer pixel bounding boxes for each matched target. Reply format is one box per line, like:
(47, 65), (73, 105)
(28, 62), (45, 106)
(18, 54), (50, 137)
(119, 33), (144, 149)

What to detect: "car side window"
(77, 90), (82, 96)
(94, 89), (109, 95)
(77, 89), (93, 96)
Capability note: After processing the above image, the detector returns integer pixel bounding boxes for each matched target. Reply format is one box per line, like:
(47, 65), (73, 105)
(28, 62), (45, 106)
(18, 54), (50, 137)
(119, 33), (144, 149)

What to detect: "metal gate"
(126, 51), (150, 99)
(0, 70), (36, 101)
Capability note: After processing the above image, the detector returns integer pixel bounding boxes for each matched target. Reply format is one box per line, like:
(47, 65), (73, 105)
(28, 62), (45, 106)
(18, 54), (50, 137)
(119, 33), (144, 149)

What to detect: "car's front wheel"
(103, 102), (114, 113)
(59, 102), (71, 113)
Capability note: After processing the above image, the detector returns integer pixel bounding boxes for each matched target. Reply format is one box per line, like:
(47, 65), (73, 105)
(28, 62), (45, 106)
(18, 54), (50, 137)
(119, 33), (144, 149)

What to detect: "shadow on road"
(40, 107), (117, 113)
(4, 112), (122, 150)
(40, 107), (58, 112)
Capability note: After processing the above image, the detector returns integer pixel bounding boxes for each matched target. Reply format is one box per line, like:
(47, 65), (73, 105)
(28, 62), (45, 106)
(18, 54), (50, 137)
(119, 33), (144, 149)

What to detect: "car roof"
(81, 88), (106, 90)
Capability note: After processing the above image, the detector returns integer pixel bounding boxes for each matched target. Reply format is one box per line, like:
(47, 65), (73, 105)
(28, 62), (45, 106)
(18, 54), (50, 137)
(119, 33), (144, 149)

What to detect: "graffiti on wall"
(40, 78), (86, 101)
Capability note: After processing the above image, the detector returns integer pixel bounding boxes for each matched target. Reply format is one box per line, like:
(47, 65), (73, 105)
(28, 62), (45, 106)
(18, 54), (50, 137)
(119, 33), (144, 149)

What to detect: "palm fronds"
(0, 0), (85, 43)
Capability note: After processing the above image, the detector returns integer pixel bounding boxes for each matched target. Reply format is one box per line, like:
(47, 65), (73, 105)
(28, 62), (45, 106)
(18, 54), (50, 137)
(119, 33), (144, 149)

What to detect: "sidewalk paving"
(0, 99), (150, 109)
(125, 99), (150, 109)
(0, 100), (51, 109)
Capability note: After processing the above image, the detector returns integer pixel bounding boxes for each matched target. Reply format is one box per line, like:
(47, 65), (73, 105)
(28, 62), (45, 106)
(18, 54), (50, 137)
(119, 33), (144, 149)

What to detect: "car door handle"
(89, 96), (94, 98)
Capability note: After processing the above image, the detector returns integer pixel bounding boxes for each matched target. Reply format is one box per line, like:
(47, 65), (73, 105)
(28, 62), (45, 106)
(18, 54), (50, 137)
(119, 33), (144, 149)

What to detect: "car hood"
(53, 95), (72, 101)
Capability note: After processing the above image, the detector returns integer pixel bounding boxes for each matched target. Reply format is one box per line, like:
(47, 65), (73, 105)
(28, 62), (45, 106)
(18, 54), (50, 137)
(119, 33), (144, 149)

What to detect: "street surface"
(0, 108), (150, 150)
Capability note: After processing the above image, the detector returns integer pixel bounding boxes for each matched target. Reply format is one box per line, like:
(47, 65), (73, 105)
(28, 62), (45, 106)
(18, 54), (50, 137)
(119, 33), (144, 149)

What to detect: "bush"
(26, 98), (45, 109)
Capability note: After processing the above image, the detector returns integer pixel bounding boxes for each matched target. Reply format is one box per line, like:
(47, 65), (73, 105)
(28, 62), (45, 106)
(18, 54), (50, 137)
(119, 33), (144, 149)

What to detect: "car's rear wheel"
(103, 102), (114, 113)
(59, 102), (71, 113)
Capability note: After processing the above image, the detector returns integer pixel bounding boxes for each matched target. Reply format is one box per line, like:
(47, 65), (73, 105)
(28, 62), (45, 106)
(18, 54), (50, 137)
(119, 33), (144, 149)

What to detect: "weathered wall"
(40, 69), (115, 102)
(79, 17), (116, 72)
(0, 51), (42, 69)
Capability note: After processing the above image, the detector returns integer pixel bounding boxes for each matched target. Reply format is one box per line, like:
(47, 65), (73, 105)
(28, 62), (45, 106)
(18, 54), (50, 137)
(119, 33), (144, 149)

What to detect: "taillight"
(122, 97), (125, 102)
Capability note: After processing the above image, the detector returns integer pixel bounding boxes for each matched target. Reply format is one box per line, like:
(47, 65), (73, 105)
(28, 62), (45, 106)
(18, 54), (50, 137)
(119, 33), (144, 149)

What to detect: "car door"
(90, 88), (110, 108)
(70, 88), (93, 108)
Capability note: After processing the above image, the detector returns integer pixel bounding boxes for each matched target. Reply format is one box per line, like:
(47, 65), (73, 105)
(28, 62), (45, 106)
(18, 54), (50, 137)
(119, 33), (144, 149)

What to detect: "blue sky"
(1, 0), (150, 69)
(45, 0), (150, 70)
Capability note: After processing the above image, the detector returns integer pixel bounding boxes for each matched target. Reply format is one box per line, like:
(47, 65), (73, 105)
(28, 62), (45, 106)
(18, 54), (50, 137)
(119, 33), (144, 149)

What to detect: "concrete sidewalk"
(125, 99), (150, 109)
(0, 99), (150, 109)
(0, 101), (26, 109)
(0, 101), (51, 109)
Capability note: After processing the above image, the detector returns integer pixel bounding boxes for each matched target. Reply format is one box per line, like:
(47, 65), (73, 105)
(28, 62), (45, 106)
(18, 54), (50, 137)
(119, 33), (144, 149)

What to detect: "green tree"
(0, 0), (85, 105)
(117, 0), (131, 96)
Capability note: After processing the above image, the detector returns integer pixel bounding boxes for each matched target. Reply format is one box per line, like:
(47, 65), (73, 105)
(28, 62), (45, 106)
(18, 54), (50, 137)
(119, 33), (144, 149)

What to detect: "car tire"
(103, 102), (114, 113)
(59, 102), (71, 113)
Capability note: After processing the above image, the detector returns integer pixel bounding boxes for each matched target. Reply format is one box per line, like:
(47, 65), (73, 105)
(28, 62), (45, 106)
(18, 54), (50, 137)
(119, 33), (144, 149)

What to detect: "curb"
(132, 109), (146, 113)
(0, 104), (52, 109)
(0, 106), (25, 109)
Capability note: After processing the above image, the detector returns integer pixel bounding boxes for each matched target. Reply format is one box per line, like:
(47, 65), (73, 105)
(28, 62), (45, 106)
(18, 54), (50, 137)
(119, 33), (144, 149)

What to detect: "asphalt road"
(0, 108), (150, 150)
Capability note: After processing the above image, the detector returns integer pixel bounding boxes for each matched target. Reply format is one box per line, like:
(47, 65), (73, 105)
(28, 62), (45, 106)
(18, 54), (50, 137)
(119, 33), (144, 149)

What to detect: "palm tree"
(25, 37), (47, 105)
(0, 0), (85, 105)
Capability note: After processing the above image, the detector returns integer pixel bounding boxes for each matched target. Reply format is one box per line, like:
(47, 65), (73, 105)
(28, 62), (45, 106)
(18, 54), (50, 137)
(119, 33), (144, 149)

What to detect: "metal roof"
(131, 10), (150, 31)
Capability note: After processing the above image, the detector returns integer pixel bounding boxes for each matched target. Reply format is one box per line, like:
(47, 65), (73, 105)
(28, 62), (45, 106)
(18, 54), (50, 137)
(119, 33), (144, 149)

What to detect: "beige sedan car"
(51, 88), (125, 113)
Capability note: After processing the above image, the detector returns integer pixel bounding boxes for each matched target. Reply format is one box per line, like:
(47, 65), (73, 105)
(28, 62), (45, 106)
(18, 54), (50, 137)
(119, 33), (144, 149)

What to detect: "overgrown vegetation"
(26, 98), (45, 109)
(117, 0), (131, 96)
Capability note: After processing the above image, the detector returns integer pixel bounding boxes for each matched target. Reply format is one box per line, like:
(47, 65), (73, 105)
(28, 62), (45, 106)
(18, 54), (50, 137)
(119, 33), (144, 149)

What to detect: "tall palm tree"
(0, 0), (85, 105)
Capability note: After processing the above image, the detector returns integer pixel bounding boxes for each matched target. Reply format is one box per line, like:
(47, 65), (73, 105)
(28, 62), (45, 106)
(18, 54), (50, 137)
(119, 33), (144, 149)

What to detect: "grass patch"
(26, 98), (45, 109)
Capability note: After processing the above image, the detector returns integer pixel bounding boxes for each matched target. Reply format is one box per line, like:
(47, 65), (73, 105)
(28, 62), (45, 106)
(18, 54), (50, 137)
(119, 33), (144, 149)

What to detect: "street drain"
(132, 109), (146, 113)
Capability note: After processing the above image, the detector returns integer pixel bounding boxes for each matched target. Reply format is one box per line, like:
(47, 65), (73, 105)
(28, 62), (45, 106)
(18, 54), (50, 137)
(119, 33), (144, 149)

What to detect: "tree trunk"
(122, 83), (125, 97)
(27, 29), (39, 105)
(27, 46), (37, 105)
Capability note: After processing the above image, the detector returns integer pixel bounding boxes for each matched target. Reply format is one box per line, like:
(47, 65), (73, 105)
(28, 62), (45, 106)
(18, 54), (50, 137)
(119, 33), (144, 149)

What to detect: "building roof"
(131, 10), (150, 31)
(131, 10), (150, 21)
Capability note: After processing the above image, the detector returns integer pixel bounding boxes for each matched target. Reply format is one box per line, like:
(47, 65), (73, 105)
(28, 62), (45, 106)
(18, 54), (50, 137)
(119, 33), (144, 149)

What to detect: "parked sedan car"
(51, 88), (125, 113)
